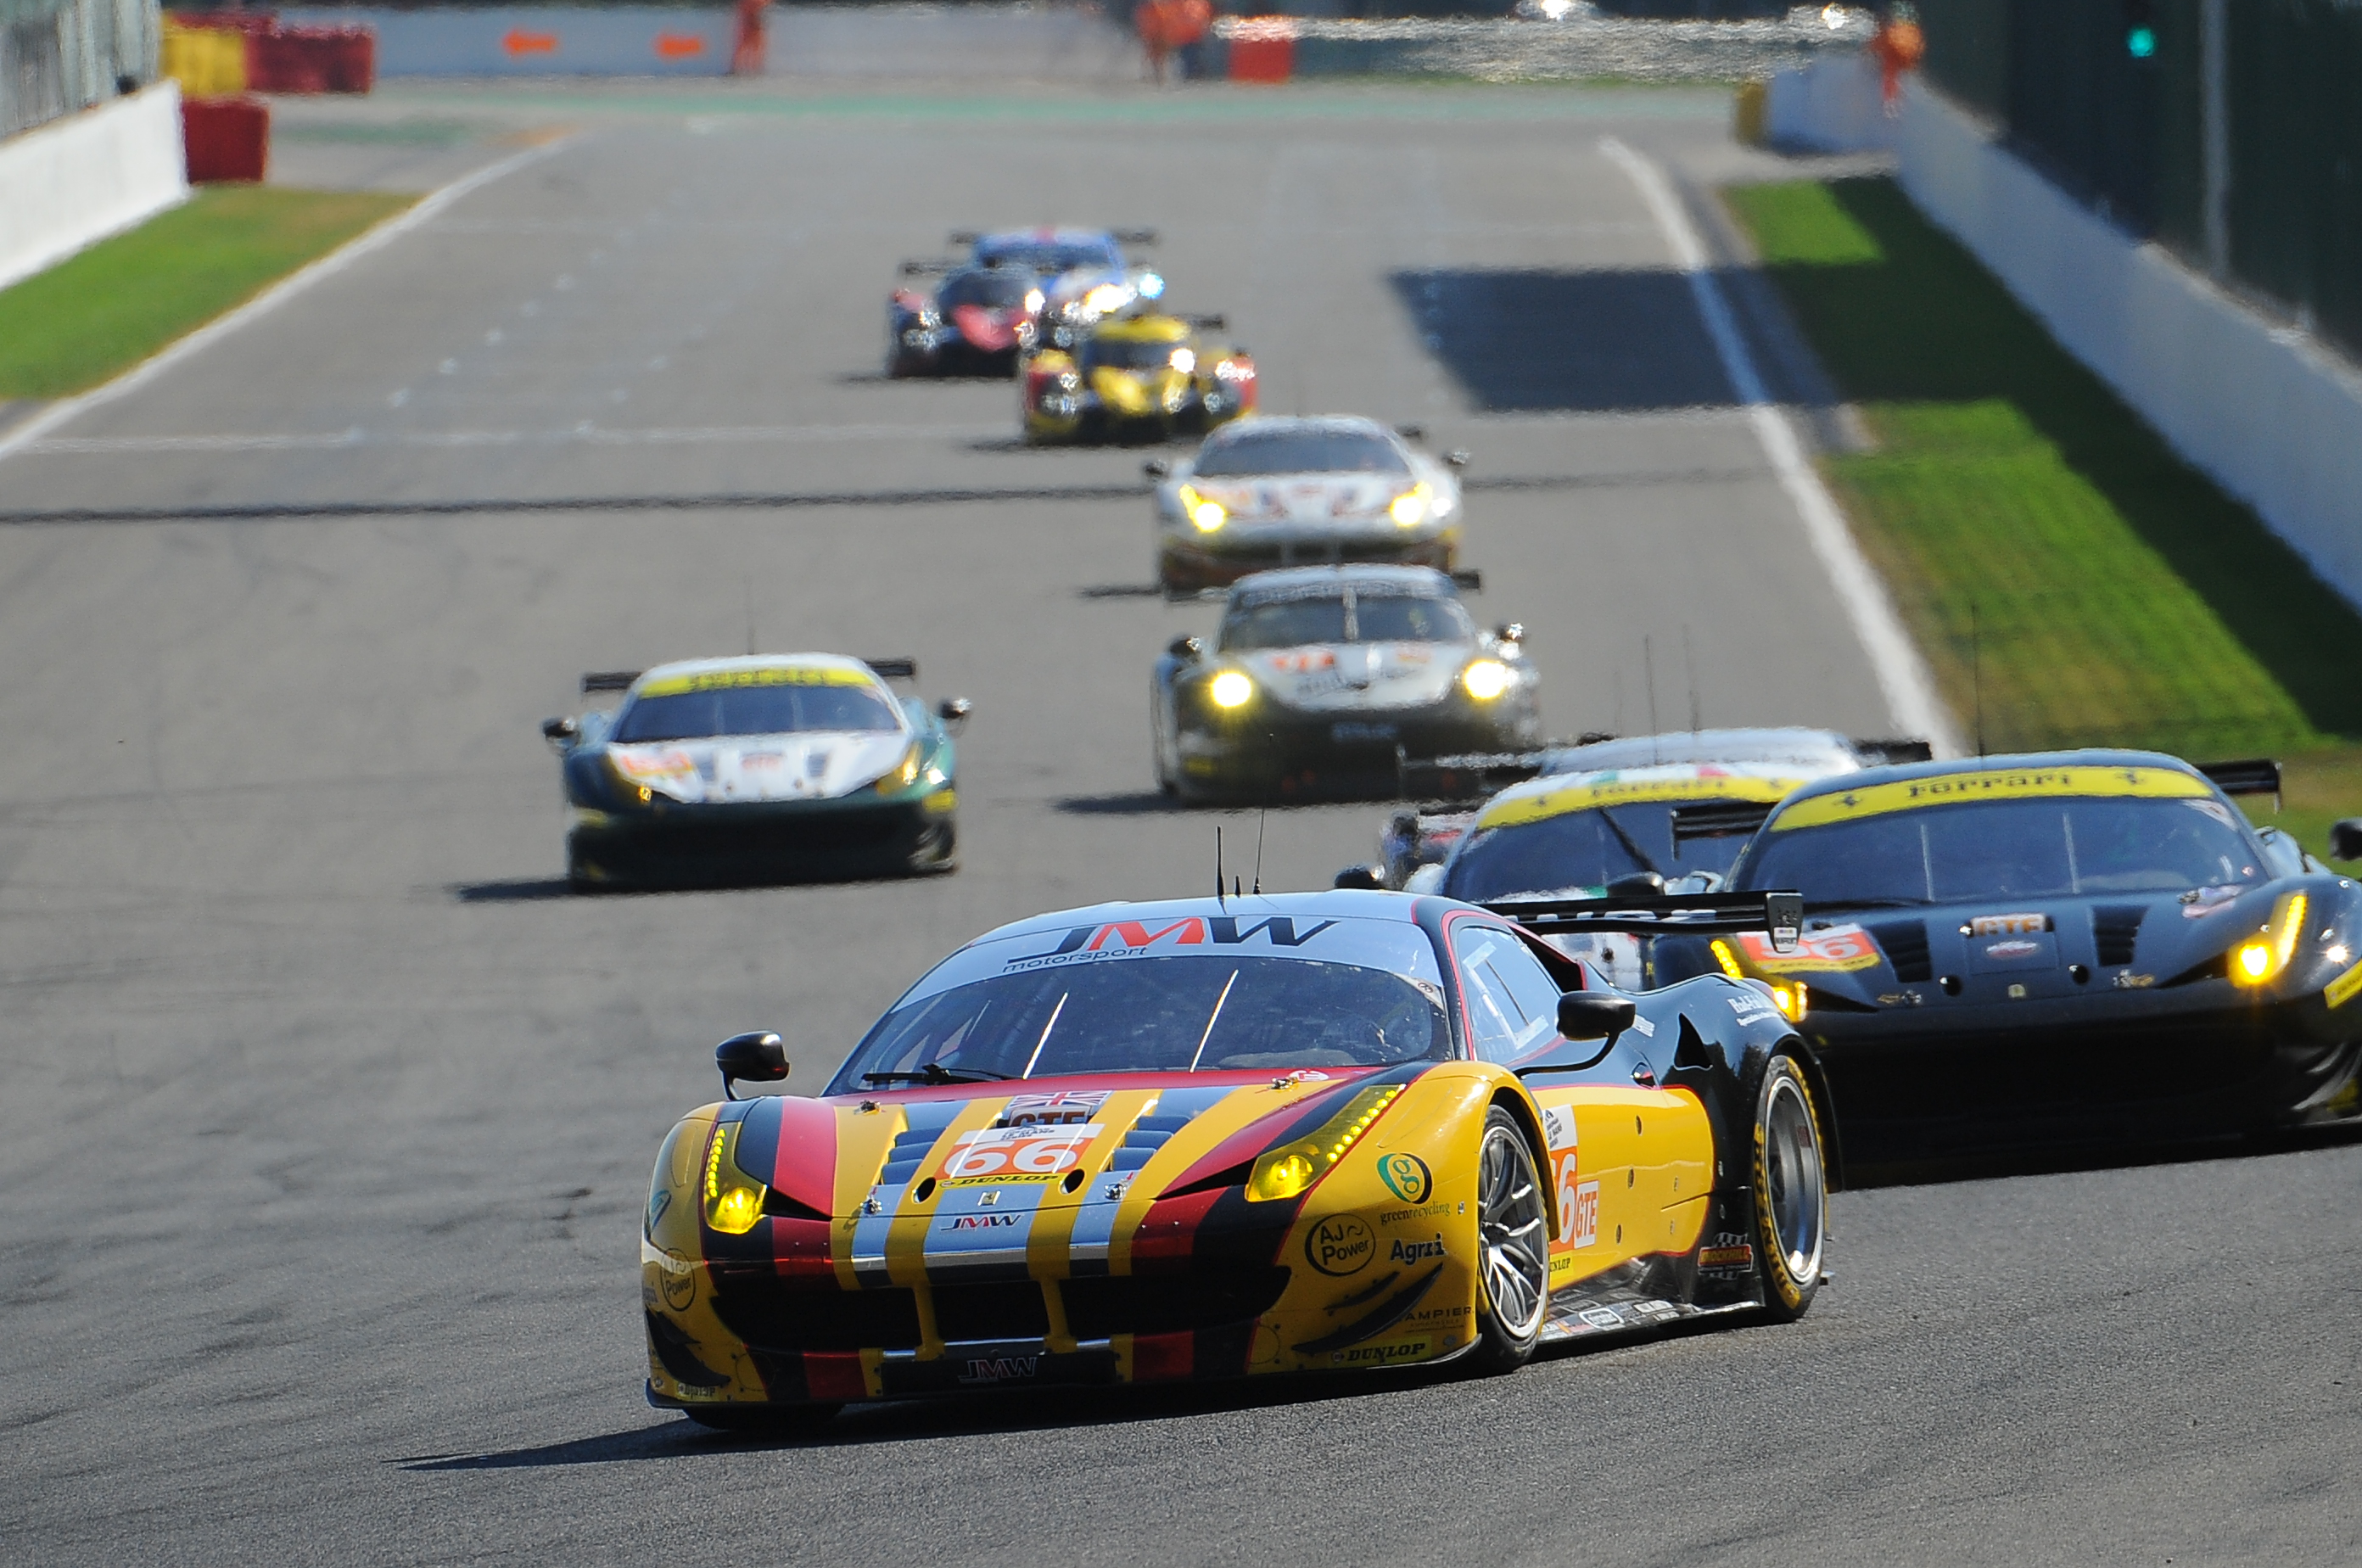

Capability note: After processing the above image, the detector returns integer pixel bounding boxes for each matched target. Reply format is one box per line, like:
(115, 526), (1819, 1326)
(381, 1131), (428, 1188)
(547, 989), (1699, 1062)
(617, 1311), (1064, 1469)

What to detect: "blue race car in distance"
(542, 654), (969, 889)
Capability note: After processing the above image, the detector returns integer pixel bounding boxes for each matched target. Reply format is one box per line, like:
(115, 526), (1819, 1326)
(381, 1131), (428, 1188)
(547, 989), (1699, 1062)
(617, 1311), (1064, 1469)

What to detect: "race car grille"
(1061, 1267), (1291, 1341)
(1869, 918), (1932, 983)
(713, 1279), (924, 1353)
(931, 1280), (1051, 1343)
(2092, 904), (2147, 968)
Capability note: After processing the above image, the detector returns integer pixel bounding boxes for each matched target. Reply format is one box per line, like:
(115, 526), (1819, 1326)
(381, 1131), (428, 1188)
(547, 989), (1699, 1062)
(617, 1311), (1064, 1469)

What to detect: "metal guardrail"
(1, 0), (158, 140)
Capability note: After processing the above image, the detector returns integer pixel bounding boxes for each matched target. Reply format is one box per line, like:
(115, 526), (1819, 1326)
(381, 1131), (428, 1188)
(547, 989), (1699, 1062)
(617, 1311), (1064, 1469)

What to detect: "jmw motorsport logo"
(1007, 916), (1337, 972)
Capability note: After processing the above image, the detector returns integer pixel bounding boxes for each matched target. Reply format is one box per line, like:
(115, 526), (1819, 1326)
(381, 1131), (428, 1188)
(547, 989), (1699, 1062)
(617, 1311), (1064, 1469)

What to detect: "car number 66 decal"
(938, 1124), (1104, 1185)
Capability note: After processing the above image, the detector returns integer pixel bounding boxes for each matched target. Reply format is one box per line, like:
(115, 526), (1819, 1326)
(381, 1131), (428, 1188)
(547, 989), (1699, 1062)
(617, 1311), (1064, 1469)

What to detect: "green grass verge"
(1723, 176), (2362, 855)
(0, 186), (414, 400)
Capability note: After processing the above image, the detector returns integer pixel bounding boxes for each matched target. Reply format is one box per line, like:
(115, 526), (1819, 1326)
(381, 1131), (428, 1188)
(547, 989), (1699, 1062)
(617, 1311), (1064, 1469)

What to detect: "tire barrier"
(1223, 16), (1296, 82)
(181, 93), (269, 182)
(163, 11), (376, 96)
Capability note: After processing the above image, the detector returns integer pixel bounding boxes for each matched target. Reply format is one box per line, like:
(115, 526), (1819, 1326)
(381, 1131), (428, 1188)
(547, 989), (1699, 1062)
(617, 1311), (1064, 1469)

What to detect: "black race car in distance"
(888, 260), (1042, 378)
(1652, 749), (2362, 1170)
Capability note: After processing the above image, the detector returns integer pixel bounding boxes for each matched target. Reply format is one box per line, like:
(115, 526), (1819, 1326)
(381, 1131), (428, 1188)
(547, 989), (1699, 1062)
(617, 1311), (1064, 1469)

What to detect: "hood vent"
(878, 1127), (944, 1187)
(1110, 1112), (1195, 1173)
(1869, 919), (1932, 982)
(2093, 904), (2147, 968)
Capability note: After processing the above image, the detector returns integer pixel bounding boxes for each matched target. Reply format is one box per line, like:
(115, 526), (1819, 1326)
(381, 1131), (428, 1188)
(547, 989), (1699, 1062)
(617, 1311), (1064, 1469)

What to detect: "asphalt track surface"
(3, 80), (2358, 1566)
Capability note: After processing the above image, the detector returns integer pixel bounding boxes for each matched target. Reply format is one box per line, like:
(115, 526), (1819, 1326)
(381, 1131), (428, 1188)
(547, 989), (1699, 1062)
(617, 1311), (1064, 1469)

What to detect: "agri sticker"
(1377, 1152), (1431, 1204)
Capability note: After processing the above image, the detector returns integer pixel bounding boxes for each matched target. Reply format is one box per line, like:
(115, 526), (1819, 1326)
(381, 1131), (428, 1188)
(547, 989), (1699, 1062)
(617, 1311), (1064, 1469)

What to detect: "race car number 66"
(943, 1126), (1102, 1179)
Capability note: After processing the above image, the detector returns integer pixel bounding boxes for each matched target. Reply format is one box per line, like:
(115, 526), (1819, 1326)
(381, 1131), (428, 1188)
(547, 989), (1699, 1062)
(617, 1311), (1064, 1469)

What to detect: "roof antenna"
(1683, 624), (1701, 734)
(1971, 598), (1985, 757)
(1252, 809), (1266, 896)
(1215, 825), (1227, 908)
(1643, 635), (1660, 764)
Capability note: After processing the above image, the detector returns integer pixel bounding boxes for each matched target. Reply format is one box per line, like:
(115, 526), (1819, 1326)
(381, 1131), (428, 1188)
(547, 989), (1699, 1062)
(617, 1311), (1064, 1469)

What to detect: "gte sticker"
(1377, 1152), (1432, 1204)
(1560, 1178), (1599, 1249)
(935, 1124), (1102, 1186)
(1970, 912), (2048, 936)
(1001, 1091), (1108, 1128)
(1304, 1214), (1376, 1276)
(1733, 926), (1880, 975)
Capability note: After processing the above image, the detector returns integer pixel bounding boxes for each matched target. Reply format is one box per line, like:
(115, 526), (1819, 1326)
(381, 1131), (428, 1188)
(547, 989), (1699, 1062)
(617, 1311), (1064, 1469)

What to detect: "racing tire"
(1467, 1106), (1550, 1375)
(1751, 1053), (1829, 1323)
(683, 1403), (841, 1436)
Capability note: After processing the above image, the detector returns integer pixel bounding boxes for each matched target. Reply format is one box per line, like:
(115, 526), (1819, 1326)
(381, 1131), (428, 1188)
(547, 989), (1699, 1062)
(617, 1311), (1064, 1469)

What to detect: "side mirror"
(540, 715), (578, 745)
(2333, 819), (2362, 861)
(1143, 458), (1172, 479)
(1167, 635), (1203, 661)
(1493, 621), (1523, 645)
(1604, 871), (1665, 899)
(937, 697), (973, 728)
(716, 1031), (787, 1100)
(1333, 865), (1386, 891)
(1395, 423), (1426, 442)
(1557, 993), (1637, 1043)
(1445, 449), (1470, 468)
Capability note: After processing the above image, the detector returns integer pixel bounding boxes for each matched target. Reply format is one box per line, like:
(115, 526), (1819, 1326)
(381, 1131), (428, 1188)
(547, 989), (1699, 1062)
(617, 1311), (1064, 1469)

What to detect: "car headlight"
(702, 1121), (766, 1235)
(1169, 347), (1196, 373)
(1390, 484), (1431, 528)
(1138, 272), (1166, 299)
(1461, 659), (1511, 701)
(1085, 283), (1128, 313)
(1024, 288), (1044, 313)
(1179, 484), (1226, 532)
(874, 742), (921, 794)
(2231, 891), (2309, 986)
(1210, 669), (1254, 708)
(1246, 1084), (1407, 1201)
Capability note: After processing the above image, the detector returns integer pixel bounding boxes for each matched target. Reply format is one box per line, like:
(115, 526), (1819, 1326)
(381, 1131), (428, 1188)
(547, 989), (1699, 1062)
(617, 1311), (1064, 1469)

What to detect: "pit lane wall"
(1766, 62), (2362, 616)
(0, 80), (188, 294)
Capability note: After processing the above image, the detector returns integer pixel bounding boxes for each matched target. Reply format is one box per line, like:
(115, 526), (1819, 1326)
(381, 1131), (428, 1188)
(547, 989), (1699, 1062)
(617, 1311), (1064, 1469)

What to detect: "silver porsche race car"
(1147, 417), (1468, 595)
(1151, 564), (1537, 804)
(542, 654), (970, 888)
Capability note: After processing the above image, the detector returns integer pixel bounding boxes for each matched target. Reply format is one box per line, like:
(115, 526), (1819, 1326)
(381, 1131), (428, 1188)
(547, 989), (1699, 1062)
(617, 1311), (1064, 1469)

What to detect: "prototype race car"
(1369, 727), (1925, 893)
(1654, 749), (2362, 1168)
(641, 886), (1830, 1425)
(541, 654), (969, 888)
(1149, 417), (1467, 594)
(1153, 565), (1539, 804)
(1021, 311), (1254, 446)
(887, 260), (1042, 378)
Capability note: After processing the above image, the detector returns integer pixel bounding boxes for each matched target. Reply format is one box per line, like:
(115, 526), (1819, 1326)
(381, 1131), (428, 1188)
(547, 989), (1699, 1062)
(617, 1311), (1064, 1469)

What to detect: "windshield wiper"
(861, 1065), (1013, 1085)
(1594, 807), (1665, 880)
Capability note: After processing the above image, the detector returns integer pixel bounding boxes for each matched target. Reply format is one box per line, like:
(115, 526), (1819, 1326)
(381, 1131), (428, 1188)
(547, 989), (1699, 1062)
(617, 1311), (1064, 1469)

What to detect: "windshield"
(1733, 796), (2266, 904)
(1194, 429), (1410, 478)
(980, 238), (1122, 273)
(827, 954), (1450, 1089)
(1222, 591), (1467, 651)
(1444, 804), (1745, 901)
(939, 271), (1033, 310)
(1080, 336), (1180, 372)
(613, 684), (902, 742)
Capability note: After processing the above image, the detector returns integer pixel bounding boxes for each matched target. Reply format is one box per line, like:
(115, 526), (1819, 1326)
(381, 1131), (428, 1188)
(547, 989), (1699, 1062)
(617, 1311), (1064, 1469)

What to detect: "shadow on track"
(1844, 1122), (2362, 1191)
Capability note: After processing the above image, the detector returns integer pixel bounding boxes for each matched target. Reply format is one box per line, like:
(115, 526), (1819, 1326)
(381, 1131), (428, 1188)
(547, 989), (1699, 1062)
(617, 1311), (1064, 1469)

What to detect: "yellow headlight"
(1461, 659), (1511, 701)
(1210, 669), (1254, 708)
(702, 1123), (768, 1235)
(1710, 938), (1745, 980)
(1179, 484), (1226, 532)
(1770, 982), (1808, 1022)
(874, 742), (921, 795)
(1390, 485), (1430, 528)
(1169, 347), (1196, 373)
(2231, 891), (2308, 987)
(708, 1185), (763, 1235)
(1085, 283), (1128, 313)
(1245, 1084), (1406, 1201)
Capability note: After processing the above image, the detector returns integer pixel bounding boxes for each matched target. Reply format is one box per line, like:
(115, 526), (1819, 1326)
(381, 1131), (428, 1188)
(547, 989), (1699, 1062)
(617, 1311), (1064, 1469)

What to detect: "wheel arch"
(1773, 1034), (1844, 1196)
(1486, 1084), (1558, 1240)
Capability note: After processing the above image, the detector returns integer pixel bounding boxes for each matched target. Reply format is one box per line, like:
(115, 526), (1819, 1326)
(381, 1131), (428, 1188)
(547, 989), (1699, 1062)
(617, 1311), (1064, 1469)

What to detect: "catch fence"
(1917, 0), (2362, 367)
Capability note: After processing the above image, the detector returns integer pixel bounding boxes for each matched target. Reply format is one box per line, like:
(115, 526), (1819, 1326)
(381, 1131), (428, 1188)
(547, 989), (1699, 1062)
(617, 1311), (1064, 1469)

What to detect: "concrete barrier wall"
(1893, 78), (2362, 613)
(0, 81), (188, 294)
(1763, 51), (1893, 154)
(278, 6), (732, 76)
(765, 6), (1134, 77)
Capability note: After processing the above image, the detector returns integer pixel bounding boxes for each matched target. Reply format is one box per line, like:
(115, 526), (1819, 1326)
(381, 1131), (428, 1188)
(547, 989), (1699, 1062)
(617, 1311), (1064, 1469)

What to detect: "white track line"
(1598, 136), (1962, 757)
(0, 135), (576, 468)
(21, 423), (1010, 456)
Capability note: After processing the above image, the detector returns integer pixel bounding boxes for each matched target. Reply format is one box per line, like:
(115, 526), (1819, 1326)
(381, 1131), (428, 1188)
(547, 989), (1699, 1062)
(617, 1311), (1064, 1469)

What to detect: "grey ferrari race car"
(1152, 565), (1537, 804)
(542, 654), (969, 888)
(1148, 416), (1468, 595)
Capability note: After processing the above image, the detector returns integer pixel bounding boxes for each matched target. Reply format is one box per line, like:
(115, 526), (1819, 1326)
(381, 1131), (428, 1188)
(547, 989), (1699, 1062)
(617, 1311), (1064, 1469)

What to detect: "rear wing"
(1850, 736), (1934, 765)
(1111, 228), (1159, 245)
(865, 658), (918, 680)
(1670, 800), (1776, 844)
(898, 258), (952, 276)
(2198, 757), (2281, 809)
(1183, 313), (1227, 330)
(1486, 889), (1803, 951)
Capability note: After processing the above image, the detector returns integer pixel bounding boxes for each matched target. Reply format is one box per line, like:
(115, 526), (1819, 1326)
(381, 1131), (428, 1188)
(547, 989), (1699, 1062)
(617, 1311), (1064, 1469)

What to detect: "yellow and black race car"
(641, 886), (1828, 1427)
(1020, 311), (1256, 445)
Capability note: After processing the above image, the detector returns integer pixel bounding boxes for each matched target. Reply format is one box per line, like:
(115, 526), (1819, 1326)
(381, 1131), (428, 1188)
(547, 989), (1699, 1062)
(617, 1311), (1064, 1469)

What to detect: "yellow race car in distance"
(1021, 311), (1257, 445)
(641, 886), (1831, 1428)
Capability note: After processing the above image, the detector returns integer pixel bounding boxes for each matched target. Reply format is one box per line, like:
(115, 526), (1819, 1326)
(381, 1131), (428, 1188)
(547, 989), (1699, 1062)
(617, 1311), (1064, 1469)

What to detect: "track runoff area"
(3, 81), (2357, 1567)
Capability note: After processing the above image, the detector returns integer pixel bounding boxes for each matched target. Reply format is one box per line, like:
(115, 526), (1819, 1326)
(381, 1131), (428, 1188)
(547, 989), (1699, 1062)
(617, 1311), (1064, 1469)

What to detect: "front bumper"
(1175, 701), (1535, 802)
(570, 794), (954, 887)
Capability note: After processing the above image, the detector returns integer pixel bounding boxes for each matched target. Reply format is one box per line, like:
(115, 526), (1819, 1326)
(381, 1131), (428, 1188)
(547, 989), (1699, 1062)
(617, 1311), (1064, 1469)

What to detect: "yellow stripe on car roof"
(1478, 774), (1803, 829)
(1771, 764), (2210, 831)
(638, 665), (873, 697)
